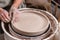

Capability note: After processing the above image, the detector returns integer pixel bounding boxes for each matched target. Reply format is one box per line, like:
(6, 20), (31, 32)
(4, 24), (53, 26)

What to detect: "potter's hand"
(0, 8), (10, 22)
(9, 6), (17, 19)
(9, 0), (22, 14)
(9, 0), (22, 18)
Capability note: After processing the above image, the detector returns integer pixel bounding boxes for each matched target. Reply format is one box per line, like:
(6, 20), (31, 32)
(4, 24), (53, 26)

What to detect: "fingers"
(0, 14), (8, 22)
(12, 10), (21, 23)
(0, 13), (10, 22)
(9, 6), (17, 19)
(0, 8), (10, 22)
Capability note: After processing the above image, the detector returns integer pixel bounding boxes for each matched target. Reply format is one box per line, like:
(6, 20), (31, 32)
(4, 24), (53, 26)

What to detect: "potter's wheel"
(0, 23), (60, 40)
(53, 23), (60, 40)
